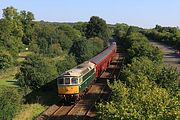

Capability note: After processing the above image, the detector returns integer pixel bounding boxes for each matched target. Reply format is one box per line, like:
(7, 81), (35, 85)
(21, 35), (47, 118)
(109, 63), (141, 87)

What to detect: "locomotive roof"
(61, 61), (95, 77)
(89, 42), (116, 64)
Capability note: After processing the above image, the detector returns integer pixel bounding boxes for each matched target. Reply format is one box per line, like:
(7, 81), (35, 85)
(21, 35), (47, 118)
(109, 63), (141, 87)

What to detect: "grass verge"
(0, 67), (18, 86)
(13, 104), (47, 120)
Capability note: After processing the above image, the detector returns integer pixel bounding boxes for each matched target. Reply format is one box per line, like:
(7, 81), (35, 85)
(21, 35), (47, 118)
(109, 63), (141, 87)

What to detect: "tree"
(38, 37), (49, 54)
(58, 32), (73, 51)
(73, 22), (88, 36)
(97, 80), (180, 120)
(56, 55), (77, 74)
(144, 25), (180, 50)
(0, 87), (22, 120)
(98, 28), (180, 119)
(87, 37), (104, 55)
(123, 32), (163, 63)
(48, 43), (63, 57)
(85, 16), (110, 45)
(156, 66), (179, 92)
(69, 37), (104, 63)
(0, 51), (14, 70)
(58, 24), (81, 40)
(20, 10), (35, 45)
(0, 6), (24, 56)
(114, 23), (129, 40)
(69, 37), (88, 63)
(16, 54), (58, 90)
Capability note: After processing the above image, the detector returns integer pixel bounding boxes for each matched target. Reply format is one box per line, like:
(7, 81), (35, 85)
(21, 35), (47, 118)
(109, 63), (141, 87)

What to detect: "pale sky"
(0, 0), (179, 28)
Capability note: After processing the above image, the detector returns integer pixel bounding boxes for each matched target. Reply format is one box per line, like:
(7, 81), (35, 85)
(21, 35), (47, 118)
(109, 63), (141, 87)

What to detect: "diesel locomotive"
(57, 42), (117, 102)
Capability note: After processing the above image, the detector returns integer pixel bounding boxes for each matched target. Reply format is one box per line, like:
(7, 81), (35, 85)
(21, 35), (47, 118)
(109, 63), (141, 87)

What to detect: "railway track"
(35, 46), (123, 120)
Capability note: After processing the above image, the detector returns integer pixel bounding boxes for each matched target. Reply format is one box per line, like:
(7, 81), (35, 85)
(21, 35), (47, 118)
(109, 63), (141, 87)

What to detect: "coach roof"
(90, 43), (116, 64)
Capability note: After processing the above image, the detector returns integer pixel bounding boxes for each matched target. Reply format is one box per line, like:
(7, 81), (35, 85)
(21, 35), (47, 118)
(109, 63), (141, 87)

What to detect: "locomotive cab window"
(58, 77), (63, 84)
(71, 77), (78, 84)
(64, 78), (70, 84)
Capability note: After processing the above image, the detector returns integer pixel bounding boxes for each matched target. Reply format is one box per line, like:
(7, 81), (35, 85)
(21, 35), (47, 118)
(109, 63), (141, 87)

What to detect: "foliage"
(56, 55), (77, 74)
(127, 40), (163, 63)
(58, 32), (73, 51)
(0, 87), (23, 120)
(16, 54), (58, 90)
(97, 80), (180, 120)
(122, 57), (179, 91)
(58, 24), (81, 40)
(0, 6), (24, 57)
(0, 51), (14, 70)
(85, 16), (110, 45)
(29, 23), (80, 55)
(69, 37), (104, 63)
(144, 25), (180, 50)
(97, 24), (179, 120)
(20, 10), (35, 45)
(122, 32), (163, 63)
(88, 37), (104, 54)
(73, 22), (88, 36)
(156, 66), (179, 92)
(114, 23), (129, 43)
(48, 43), (63, 57)
(69, 37), (89, 63)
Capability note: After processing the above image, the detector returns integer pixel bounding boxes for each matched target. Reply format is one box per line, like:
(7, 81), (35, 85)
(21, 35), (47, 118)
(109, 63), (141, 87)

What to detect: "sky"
(0, 0), (179, 28)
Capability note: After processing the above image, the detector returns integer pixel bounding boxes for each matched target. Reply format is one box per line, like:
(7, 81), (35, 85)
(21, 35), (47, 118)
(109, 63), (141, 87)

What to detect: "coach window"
(58, 77), (63, 84)
(71, 77), (78, 84)
(64, 78), (70, 84)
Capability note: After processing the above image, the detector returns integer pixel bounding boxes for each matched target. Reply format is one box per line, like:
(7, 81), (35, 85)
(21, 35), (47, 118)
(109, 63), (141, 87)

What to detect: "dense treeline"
(0, 6), (110, 119)
(144, 25), (180, 50)
(97, 24), (179, 119)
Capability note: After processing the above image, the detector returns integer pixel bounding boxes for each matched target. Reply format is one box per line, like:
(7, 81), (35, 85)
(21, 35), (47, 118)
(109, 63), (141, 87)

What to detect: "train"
(57, 42), (117, 102)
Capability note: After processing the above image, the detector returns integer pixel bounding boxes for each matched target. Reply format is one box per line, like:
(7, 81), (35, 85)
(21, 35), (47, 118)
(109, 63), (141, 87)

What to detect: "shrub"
(16, 54), (58, 91)
(0, 51), (14, 70)
(0, 87), (22, 120)
(97, 80), (180, 120)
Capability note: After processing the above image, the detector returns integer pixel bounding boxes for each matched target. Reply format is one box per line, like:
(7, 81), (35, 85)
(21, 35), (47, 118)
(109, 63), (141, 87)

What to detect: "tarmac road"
(150, 41), (180, 76)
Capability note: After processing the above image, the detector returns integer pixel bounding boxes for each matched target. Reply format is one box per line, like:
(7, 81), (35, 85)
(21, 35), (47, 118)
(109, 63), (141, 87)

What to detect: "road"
(150, 41), (180, 73)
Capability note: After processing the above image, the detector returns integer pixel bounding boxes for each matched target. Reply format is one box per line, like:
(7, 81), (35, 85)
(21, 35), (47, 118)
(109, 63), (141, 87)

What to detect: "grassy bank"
(13, 104), (47, 120)
(0, 67), (18, 86)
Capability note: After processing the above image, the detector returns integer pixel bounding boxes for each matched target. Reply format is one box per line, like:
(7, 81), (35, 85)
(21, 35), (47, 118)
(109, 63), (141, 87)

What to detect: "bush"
(127, 41), (162, 63)
(156, 66), (179, 92)
(97, 80), (180, 120)
(0, 51), (14, 70)
(0, 87), (23, 120)
(16, 54), (58, 91)
(123, 32), (163, 63)
(122, 57), (179, 92)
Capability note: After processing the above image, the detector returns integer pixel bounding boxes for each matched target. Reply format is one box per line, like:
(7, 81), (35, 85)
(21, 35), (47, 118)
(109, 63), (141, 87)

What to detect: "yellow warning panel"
(58, 85), (79, 94)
